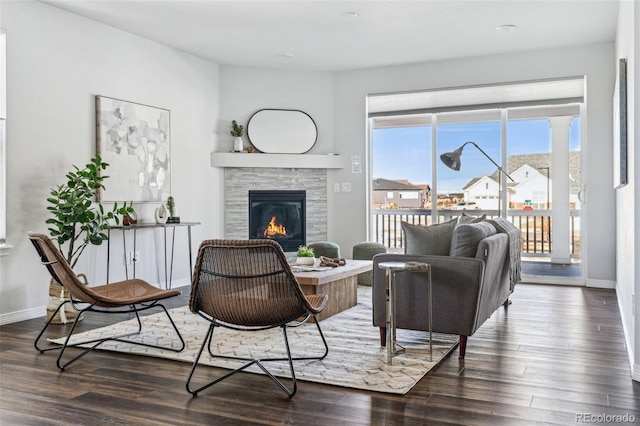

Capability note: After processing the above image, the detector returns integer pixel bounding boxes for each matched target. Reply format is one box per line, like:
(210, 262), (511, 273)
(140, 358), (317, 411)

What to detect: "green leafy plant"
(297, 246), (315, 258)
(167, 195), (175, 217)
(230, 120), (244, 137)
(46, 155), (133, 268)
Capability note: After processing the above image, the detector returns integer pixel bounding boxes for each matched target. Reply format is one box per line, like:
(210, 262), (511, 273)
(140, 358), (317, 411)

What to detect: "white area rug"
(54, 287), (458, 394)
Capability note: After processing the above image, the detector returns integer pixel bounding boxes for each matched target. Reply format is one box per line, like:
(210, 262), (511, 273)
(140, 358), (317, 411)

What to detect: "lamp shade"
(440, 146), (464, 171)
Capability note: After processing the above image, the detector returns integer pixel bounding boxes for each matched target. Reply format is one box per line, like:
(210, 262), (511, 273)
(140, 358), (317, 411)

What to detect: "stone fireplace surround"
(224, 167), (328, 252)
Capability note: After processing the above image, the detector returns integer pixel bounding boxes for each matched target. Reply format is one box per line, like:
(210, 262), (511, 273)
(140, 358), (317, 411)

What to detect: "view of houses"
(373, 152), (581, 211)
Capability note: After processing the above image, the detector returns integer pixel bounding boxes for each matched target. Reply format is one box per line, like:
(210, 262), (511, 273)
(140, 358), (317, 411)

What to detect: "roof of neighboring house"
(462, 176), (516, 193)
(491, 151), (581, 188)
(487, 151), (581, 189)
(462, 177), (483, 190)
(372, 178), (423, 191)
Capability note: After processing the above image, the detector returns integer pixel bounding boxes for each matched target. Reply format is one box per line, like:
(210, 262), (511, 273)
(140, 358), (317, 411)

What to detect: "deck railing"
(372, 208), (581, 258)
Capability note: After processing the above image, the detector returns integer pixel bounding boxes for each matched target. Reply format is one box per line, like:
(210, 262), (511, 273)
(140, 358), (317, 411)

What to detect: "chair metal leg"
(34, 299), (71, 353)
(186, 316), (329, 397)
(35, 302), (185, 370)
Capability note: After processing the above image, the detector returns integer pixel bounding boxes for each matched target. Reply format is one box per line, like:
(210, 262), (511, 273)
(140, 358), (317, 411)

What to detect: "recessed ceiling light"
(341, 11), (359, 18)
(279, 53), (295, 59)
(496, 24), (518, 31)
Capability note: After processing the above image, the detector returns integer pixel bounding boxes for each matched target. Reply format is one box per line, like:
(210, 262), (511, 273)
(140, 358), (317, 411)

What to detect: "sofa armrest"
(474, 233), (510, 326)
(372, 253), (485, 336)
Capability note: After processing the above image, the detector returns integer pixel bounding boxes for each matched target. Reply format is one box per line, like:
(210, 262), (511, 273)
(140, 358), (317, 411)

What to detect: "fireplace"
(248, 190), (306, 252)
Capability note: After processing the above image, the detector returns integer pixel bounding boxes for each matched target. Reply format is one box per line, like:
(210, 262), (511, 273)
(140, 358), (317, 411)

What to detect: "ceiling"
(42, 0), (620, 72)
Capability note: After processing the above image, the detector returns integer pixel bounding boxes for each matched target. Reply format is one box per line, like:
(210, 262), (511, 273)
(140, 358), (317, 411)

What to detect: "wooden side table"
(378, 261), (432, 364)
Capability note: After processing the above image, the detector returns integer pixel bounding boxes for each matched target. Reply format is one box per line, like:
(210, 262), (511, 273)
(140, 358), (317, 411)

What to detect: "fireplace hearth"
(248, 190), (306, 252)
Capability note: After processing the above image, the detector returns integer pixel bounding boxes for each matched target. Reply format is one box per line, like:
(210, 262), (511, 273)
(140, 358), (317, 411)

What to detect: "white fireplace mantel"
(210, 152), (345, 169)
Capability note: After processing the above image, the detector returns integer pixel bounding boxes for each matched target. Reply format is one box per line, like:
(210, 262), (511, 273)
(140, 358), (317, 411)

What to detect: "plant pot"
(296, 256), (315, 266)
(233, 137), (243, 152)
(123, 210), (138, 226)
(46, 274), (88, 324)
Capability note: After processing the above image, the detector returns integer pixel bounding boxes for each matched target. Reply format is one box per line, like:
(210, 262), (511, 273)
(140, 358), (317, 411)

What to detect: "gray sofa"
(372, 217), (520, 358)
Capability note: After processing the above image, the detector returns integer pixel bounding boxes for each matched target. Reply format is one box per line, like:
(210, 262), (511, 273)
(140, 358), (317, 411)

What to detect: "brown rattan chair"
(186, 239), (329, 398)
(28, 232), (185, 370)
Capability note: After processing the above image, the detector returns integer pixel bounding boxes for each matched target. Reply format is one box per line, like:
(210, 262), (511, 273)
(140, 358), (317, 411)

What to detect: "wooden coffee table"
(292, 259), (372, 321)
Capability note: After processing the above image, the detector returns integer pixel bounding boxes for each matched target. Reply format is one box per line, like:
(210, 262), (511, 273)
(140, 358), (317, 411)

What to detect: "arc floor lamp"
(440, 141), (515, 216)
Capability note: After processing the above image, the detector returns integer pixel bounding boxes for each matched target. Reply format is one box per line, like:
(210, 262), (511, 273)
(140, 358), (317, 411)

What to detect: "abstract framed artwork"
(613, 58), (628, 189)
(96, 95), (171, 202)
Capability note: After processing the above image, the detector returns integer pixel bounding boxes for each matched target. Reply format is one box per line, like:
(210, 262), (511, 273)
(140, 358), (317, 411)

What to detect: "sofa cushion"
(456, 212), (486, 227)
(450, 221), (497, 257)
(402, 219), (457, 255)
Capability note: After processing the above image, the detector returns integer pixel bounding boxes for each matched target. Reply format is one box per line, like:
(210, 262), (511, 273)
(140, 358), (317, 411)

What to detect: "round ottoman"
(352, 241), (387, 286)
(308, 241), (341, 259)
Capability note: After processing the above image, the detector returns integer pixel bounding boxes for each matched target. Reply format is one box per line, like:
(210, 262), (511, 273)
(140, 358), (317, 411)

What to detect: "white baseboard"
(163, 278), (191, 290)
(0, 305), (46, 326)
(586, 278), (616, 289)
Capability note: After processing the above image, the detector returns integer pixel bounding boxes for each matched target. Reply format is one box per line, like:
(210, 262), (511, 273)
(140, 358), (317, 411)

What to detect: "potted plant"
(296, 245), (315, 265)
(45, 155), (133, 322)
(166, 195), (180, 223)
(230, 120), (244, 152)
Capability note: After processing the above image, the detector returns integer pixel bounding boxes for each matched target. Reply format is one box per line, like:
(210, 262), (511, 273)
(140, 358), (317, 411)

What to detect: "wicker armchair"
(28, 232), (185, 370)
(186, 239), (329, 398)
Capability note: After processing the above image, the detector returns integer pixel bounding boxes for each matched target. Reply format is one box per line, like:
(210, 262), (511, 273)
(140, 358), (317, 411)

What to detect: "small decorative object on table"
(296, 245), (315, 265)
(123, 209), (138, 226)
(154, 204), (168, 224)
(319, 256), (347, 267)
(166, 195), (180, 223)
(230, 120), (244, 152)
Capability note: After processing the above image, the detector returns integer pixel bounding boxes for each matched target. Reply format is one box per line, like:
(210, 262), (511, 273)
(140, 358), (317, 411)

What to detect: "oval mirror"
(247, 109), (317, 154)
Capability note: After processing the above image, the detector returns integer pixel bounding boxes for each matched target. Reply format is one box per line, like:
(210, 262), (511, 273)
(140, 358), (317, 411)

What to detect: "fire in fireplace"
(248, 190), (306, 252)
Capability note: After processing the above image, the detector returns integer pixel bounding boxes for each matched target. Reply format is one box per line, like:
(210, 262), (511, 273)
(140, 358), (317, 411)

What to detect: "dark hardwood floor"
(1, 283), (639, 425)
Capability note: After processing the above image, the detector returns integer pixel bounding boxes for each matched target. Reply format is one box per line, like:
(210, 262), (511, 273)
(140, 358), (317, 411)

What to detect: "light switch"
(333, 183), (341, 192)
(342, 182), (351, 192)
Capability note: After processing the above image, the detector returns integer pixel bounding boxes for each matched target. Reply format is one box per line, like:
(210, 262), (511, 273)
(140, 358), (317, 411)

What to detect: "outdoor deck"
(372, 208), (582, 280)
(521, 260), (581, 279)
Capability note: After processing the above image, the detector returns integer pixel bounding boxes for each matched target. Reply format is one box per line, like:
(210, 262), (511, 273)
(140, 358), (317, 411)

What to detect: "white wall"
(331, 43), (616, 283)
(218, 66), (334, 154)
(0, 1), (222, 323)
(615, 0), (638, 380)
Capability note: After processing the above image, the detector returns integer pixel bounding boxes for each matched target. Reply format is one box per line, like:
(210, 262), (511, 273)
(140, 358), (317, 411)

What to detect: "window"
(367, 78), (584, 252)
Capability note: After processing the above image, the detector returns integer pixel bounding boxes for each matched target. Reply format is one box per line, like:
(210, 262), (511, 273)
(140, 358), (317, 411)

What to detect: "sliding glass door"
(506, 109), (582, 282)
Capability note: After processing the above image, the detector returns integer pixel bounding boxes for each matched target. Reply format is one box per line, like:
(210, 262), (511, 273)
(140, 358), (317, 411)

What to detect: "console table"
(106, 222), (200, 289)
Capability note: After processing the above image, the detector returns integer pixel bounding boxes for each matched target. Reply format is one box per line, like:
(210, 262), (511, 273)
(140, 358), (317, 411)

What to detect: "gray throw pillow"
(402, 219), (457, 255)
(449, 221), (497, 257)
(456, 212), (487, 227)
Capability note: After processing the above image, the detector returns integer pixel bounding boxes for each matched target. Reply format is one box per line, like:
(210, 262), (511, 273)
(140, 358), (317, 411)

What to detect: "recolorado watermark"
(576, 413), (637, 423)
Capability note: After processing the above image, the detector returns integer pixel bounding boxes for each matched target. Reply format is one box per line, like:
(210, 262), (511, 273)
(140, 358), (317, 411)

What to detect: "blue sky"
(372, 117), (580, 193)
